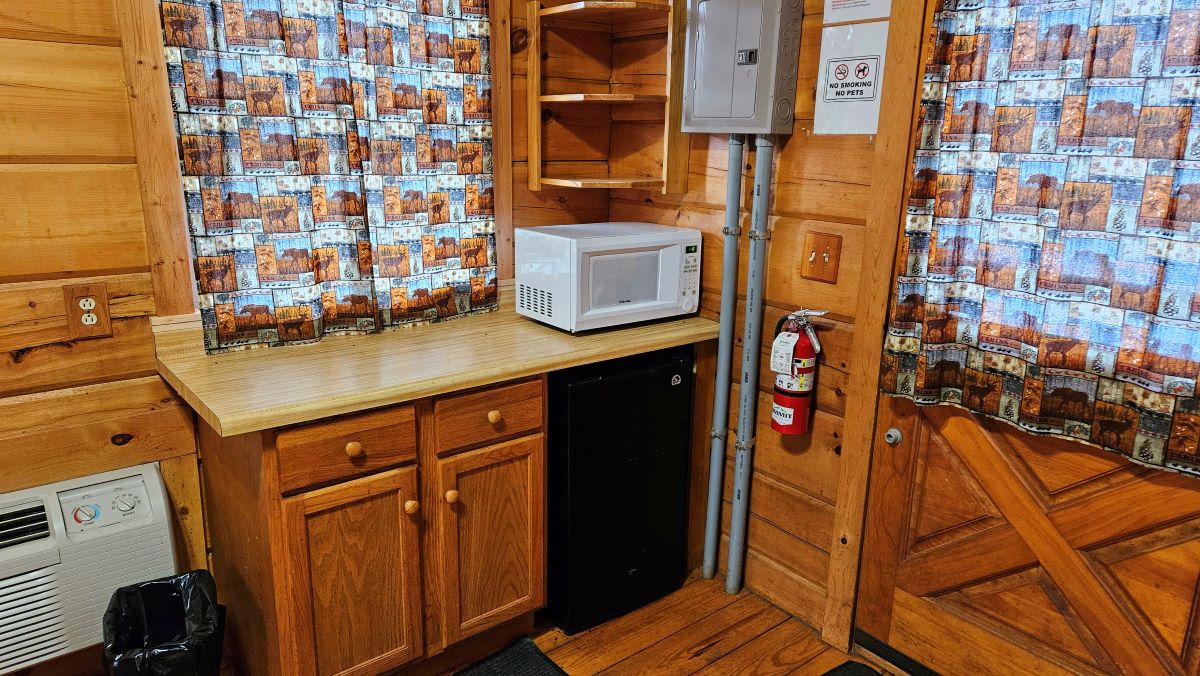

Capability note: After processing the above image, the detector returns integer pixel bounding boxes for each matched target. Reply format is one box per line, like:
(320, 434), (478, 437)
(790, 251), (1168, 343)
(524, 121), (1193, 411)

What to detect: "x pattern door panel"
(857, 396), (1200, 675)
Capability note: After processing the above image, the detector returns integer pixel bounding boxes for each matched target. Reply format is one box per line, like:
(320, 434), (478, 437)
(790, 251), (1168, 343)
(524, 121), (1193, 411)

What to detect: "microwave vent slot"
(0, 502), (50, 551)
(519, 283), (553, 318)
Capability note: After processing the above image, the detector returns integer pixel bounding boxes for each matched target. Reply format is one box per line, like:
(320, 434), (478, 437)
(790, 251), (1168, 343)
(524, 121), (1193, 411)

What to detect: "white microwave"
(515, 222), (702, 332)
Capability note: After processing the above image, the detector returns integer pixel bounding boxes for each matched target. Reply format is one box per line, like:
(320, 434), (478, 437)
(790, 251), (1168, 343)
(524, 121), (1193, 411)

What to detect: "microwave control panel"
(682, 244), (701, 312)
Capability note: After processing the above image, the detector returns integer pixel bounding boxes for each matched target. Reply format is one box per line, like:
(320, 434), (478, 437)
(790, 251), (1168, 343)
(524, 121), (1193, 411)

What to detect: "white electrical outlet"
(81, 313), (99, 326)
(78, 297), (97, 311)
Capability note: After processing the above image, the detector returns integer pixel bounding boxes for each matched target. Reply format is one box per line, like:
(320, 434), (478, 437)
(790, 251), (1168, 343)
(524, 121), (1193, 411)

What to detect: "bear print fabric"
(160, 0), (498, 352)
(882, 0), (1200, 475)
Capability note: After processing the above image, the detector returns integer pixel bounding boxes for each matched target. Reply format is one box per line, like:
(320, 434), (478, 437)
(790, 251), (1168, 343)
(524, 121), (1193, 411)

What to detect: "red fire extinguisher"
(770, 310), (825, 435)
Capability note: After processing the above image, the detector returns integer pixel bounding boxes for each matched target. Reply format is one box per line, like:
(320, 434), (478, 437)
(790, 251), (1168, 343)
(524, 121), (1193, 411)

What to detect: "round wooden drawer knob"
(344, 441), (364, 459)
(487, 409), (503, 425)
(445, 490), (460, 504)
(404, 500), (420, 515)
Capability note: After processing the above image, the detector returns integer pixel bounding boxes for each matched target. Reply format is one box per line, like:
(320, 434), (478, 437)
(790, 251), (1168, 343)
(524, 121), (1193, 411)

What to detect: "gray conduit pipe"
(701, 133), (747, 579)
(725, 134), (774, 594)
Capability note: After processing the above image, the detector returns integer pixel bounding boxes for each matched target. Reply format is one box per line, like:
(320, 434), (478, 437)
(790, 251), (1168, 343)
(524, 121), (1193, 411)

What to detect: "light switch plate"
(63, 283), (112, 340)
(800, 232), (842, 285)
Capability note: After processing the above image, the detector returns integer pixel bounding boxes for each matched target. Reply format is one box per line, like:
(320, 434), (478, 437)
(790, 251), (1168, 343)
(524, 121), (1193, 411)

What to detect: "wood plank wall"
(0, 0), (205, 571)
(598, 0), (914, 636)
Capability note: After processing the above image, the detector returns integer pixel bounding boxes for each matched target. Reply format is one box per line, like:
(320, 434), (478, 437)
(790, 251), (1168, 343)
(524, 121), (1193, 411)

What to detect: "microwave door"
(579, 244), (682, 320)
(591, 250), (660, 308)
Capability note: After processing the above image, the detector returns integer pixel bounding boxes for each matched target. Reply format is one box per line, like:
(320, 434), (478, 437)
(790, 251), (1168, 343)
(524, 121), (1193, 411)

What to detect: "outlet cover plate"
(800, 232), (843, 284)
(63, 283), (112, 340)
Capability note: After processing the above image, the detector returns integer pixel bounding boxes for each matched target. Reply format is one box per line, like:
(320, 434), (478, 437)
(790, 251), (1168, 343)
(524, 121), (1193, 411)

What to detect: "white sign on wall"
(824, 0), (891, 24)
(814, 21), (889, 135)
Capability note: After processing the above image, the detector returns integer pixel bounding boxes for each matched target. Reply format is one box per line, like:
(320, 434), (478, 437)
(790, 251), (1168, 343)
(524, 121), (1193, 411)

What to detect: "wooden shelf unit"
(539, 177), (665, 189)
(538, 93), (667, 103)
(539, 0), (671, 26)
(526, 0), (688, 195)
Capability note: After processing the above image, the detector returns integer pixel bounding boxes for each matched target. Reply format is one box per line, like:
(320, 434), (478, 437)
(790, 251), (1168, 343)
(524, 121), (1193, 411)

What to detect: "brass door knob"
(445, 489), (460, 504)
(404, 500), (420, 515)
(345, 441), (364, 458)
(487, 409), (503, 425)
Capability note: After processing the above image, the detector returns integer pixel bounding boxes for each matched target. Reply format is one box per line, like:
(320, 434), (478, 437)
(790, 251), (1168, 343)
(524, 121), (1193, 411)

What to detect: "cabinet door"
(438, 434), (546, 643)
(282, 467), (423, 676)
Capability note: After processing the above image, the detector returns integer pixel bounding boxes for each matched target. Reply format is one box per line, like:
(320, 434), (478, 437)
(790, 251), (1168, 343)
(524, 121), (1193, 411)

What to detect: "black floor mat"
(456, 637), (568, 676)
(822, 661), (880, 676)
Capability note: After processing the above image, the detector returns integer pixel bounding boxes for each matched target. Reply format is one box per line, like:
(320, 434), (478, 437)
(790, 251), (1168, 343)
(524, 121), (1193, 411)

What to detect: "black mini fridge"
(545, 345), (693, 635)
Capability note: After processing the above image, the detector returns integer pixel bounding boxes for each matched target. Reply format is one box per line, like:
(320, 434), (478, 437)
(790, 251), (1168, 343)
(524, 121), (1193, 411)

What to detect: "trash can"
(102, 569), (225, 676)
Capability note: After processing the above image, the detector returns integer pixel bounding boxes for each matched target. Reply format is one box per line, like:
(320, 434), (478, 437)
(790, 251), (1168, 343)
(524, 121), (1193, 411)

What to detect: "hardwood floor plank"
(532, 626), (574, 654)
(694, 619), (830, 675)
(600, 595), (788, 675)
(536, 577), (860, 676)
(791, 648), (858, 674)
(547, 578), (745, 674)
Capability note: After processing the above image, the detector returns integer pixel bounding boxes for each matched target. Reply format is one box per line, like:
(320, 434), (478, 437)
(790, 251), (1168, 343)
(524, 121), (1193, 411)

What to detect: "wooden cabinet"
(202, 377), (547, 676)
(433, 379), (543, 453)
(437, 435), (546, 643)
(281, 468), (424, 676)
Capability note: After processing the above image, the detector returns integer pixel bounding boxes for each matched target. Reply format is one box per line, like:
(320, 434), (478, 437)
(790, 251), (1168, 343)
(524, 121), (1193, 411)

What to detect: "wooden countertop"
(154, 290), (718, 437)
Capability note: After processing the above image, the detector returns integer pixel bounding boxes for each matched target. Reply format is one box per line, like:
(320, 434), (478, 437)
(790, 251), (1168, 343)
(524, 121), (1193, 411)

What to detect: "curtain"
(882, 0), (1200, 474)
(160, 0), (498, 352)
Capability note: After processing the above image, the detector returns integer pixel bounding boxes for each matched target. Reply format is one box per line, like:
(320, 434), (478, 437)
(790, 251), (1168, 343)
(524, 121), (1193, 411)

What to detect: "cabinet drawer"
(276, 405), (417, 493)
(433, 379), (543, 453)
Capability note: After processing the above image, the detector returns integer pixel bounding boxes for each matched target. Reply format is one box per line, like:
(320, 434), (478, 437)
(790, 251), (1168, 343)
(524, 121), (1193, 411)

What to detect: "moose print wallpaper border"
(882, 0), (1200, 475)
(160, 0), (498, 353)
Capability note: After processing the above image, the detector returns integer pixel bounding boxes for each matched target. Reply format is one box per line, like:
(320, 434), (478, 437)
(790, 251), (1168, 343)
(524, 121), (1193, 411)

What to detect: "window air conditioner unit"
(0, 463), (176, 673)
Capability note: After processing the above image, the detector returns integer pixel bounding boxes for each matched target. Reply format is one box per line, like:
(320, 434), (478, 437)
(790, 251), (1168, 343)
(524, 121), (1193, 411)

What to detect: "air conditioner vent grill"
(0, 565), (66, 673)
(0, 502), (49, 551)
(518, 283), (553, 318)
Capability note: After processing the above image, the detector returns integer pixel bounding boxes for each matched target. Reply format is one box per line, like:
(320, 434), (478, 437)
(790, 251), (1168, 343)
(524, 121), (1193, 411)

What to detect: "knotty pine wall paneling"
(605, 0), (925, 644)
(0, 0), (205, 582)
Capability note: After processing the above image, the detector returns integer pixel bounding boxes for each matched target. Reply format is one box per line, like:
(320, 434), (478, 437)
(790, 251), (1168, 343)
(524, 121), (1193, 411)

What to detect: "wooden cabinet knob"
(404, 500), (420, 515)
(487, 409), (503, 425)
(344, 441), (364, 459)
(445, 489), (460, 504)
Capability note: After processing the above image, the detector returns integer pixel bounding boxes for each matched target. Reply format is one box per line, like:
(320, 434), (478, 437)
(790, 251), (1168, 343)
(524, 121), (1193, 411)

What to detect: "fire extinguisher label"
(772, 402), (794, 425)
(797, 372), (814, 390)
(795, 356), (816, 369)
(770, 332), (800, 373)
(776, 373), (800, 389)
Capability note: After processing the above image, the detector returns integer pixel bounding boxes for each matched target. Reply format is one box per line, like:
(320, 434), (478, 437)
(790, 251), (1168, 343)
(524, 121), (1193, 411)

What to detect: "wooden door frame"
(820, 0), (938, 648)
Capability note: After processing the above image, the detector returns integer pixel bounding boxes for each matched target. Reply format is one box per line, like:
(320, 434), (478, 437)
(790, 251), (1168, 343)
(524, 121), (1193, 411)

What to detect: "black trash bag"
(102, 569), (225, 676)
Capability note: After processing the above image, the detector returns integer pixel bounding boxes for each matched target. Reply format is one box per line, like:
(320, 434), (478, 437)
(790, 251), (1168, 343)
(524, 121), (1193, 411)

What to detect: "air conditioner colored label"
(772, 403), (794, 425)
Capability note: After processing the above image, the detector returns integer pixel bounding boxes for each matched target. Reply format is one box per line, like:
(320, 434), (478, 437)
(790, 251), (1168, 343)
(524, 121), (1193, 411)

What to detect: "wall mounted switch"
(800, 232), (842, 285)
(63, 283), (112, 340)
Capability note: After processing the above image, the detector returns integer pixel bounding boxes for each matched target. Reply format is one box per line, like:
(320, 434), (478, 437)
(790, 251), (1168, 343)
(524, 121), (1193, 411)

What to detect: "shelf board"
(539, 177), (665, 189)
(538, 93), (668, 103)
(539, 0), (671, 27)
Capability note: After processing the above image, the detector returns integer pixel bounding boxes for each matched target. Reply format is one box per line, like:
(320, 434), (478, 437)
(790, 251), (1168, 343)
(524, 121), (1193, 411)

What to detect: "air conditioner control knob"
(683, 298), (695, 312)
(73, 505), (98, 523)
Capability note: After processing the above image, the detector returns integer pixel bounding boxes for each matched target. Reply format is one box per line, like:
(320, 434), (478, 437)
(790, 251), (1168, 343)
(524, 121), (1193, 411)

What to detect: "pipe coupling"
(733, 437), (756, 453)
(710, 428), (728, 441)
(747, 230), (772, 241)
(722, 226), (742, 236)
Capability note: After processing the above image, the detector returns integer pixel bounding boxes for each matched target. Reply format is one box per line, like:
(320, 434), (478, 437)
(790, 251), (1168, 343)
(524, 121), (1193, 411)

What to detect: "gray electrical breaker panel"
(680, 0), (803, 135)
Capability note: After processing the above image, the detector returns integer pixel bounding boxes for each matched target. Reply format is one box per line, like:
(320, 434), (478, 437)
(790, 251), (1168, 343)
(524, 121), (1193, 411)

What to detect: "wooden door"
(282, 467), (424, 676)
(856, 396), (1200, 675)
(437, 434), (546, 643)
